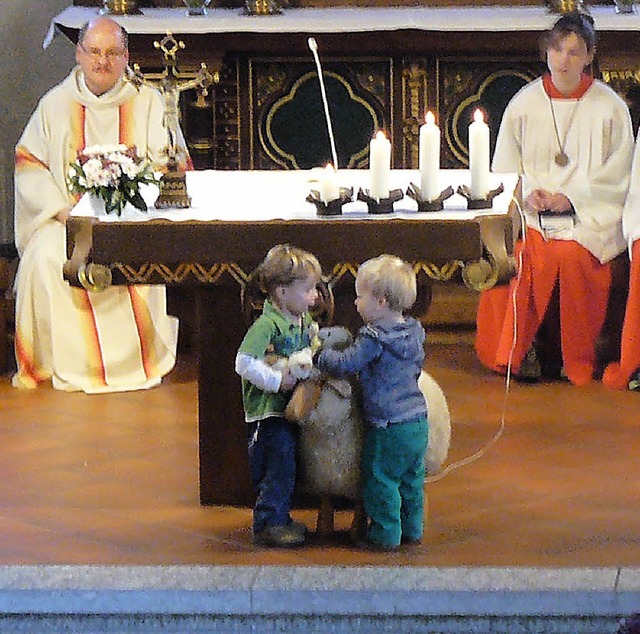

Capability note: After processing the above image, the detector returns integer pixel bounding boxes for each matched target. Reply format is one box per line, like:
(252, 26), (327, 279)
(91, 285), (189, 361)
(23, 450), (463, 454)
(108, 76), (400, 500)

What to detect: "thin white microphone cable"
(426, 195), (527, 483)
(308, 37), (339, 169)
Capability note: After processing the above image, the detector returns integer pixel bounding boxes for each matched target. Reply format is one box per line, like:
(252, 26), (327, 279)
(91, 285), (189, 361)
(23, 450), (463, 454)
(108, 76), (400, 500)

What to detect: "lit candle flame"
(425, 111), (435, 126)
(375, 130), (387, 141)
(473, 108), (484, 124)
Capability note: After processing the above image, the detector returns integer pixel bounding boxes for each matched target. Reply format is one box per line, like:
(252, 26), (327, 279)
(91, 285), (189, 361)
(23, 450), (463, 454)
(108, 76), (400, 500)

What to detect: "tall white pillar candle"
(369, 130), (391, 201)
(319, 163), (340, 203)
(419, 111), (440, 201)
(469, 108), (490, 200)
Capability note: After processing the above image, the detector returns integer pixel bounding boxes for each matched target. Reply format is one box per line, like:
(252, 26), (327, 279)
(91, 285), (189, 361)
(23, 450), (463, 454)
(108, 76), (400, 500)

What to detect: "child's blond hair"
(258, 244), (322, 297)
(357, 254), (417, 312)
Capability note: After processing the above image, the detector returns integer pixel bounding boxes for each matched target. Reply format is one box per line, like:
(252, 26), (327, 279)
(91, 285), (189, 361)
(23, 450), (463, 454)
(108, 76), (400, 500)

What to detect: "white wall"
(0, 0), (76, 244)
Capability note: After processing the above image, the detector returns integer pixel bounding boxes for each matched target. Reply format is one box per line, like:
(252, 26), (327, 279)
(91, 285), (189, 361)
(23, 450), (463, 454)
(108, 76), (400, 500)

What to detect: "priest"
(13, 16), (185, 393)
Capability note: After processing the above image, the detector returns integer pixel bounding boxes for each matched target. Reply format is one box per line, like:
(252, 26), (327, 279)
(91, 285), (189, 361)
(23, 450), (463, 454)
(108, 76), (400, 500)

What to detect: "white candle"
(319, 163), (340, 204)
(469, 108), (490, 200)
(419, 111), (440, 201)
(369, 130), (391, 201)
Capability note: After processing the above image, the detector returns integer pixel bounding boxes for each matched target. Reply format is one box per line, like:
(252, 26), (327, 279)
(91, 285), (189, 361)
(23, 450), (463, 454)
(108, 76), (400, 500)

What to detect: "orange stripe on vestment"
(70, 102), (86, 155)
(14, 329), (47, 387)
(75, 289), (108, 389)
(15, 146), (48, 172)
(72, 104), (106, 388)
(119, 102), (135, 147)
(128, 287), (158, 379)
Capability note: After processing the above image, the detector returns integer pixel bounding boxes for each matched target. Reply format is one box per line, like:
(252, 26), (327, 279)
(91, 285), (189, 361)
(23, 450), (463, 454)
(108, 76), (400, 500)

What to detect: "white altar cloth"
(70, 168), (518, 223)
(45, 5), (640, 48)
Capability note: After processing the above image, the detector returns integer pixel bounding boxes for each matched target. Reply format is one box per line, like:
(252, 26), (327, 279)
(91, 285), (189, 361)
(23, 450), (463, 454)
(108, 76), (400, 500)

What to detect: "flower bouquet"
(67, 144), (159, 216)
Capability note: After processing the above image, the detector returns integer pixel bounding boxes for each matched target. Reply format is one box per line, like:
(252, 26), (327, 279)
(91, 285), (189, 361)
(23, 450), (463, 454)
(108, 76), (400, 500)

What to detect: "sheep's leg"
(316, 495), (335, 538)
(349, 499), (367, 543)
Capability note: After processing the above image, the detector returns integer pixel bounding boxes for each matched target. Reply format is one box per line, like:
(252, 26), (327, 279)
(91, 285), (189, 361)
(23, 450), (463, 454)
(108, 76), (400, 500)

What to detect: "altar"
(66, 168), (518, 505)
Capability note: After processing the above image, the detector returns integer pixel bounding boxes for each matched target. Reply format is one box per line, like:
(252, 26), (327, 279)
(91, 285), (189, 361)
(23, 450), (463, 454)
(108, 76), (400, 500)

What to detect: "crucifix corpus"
(127, 32), (217, 208)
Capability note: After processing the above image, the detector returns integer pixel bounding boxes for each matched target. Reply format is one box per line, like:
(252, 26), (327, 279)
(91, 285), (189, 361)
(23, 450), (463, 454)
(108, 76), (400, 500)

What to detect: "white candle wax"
(369, 130), (391, 201)
(469, 108), (490, 200)
(419, 111), (440, 201)
(319, 163), (340, 203)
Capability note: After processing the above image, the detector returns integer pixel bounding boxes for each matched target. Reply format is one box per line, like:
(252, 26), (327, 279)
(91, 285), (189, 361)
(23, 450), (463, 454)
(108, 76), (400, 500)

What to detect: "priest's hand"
(54, 207), (72, 224)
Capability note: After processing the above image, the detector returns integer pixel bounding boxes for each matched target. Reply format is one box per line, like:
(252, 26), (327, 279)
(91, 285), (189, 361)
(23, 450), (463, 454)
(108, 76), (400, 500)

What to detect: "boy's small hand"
(280, 367), (297, 391)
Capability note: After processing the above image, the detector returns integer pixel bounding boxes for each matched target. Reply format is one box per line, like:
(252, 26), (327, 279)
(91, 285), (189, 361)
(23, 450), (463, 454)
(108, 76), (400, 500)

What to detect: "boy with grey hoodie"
(315, 254), (429, 551)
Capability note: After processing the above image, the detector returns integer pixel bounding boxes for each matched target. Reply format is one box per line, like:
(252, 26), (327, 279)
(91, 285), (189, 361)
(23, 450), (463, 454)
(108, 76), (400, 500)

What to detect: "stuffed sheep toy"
(290, 326), (451, 539)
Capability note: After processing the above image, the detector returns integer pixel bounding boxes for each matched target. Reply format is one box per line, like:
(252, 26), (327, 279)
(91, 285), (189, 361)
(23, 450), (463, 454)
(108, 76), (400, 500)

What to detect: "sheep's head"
(318, 326), (353, 351)
(287, 348), (314, 379)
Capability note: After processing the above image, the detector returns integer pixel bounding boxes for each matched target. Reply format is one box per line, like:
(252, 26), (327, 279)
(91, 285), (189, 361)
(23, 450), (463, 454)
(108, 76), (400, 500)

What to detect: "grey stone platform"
(0, 565), (637, 633)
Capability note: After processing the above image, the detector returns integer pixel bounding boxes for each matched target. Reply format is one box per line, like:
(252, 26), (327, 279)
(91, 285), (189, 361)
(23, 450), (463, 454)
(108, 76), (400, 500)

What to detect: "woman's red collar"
(543, 73), (594, 99)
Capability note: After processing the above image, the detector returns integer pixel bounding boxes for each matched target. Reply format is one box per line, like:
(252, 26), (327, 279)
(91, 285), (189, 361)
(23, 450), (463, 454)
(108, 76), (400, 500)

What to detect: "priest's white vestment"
(13, 67), (180, 393)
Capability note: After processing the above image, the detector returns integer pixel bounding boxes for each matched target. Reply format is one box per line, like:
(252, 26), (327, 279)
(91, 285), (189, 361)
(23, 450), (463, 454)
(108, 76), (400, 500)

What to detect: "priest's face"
(76, 17), (129, 97)
(546, 32), (593, 96)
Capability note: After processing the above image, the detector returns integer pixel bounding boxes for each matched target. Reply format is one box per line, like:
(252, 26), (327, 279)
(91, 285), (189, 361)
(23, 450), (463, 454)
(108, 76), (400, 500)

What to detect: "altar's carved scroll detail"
(106, 257), (504, 292)
(113, 262), (249, 285)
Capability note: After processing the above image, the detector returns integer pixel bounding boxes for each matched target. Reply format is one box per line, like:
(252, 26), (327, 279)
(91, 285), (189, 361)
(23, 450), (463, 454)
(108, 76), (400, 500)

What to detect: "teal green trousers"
(361, 417), (429, 548)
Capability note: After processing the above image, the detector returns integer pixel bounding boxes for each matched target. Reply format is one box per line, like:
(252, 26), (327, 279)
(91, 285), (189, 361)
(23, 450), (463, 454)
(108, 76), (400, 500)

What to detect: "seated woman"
(475, 12), (634, 386)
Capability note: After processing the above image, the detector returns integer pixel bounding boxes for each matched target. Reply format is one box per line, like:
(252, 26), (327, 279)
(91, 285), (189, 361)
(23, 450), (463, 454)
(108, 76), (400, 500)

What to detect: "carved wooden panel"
(248, 58), (390, 170)
(438, 60), (543, 168)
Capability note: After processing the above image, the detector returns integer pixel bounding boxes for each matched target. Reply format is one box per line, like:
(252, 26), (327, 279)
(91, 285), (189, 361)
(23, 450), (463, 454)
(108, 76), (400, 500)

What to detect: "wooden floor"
(1, 341), (639, 568)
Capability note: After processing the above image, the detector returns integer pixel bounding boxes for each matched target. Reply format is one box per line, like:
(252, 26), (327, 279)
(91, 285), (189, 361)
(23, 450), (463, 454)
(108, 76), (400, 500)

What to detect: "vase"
(87, 194), (107, 217)
(183, 0), (212, 15)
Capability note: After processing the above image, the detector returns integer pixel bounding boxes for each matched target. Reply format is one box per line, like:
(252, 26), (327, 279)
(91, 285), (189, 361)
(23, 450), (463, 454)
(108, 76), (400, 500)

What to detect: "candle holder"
(614, 0), (635, 13)
(183, 0), (212, 15)
(406, 183), (455, 212)
(457, 183), (505, 210)
(546, 0), (587, 13)
(307, 187), (354, 217)
(100, 0), (142, 14)
(357, 188), (404, 214)
(243, 0), (282, 15)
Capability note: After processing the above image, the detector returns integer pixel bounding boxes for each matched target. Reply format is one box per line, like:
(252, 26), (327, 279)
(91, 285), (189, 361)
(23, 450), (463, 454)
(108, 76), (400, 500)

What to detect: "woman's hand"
(542, 192), (573, 213)
(525, 189), (572, 213)
(525, 189), (550, 212)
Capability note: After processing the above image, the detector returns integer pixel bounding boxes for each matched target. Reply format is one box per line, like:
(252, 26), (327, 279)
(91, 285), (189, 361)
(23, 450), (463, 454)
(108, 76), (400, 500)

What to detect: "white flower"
(66, 145), (159, 216)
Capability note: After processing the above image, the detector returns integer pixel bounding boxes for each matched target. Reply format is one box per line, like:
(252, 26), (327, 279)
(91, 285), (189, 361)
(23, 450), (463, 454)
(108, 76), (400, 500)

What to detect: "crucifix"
(127, 32), (218, 208)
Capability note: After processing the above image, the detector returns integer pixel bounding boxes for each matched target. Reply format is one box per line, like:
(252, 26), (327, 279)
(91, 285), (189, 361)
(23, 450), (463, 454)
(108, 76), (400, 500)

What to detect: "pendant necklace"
(548, 95), (581, 167)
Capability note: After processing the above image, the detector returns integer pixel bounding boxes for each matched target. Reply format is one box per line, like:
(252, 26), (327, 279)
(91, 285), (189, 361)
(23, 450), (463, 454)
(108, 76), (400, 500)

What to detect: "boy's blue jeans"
(247, 416), (297, 534)
(361, 417), (429, 548)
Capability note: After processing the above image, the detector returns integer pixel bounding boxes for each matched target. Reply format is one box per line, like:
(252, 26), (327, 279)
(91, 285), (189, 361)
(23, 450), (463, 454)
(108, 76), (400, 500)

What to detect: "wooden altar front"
(64, 169), (518, 505)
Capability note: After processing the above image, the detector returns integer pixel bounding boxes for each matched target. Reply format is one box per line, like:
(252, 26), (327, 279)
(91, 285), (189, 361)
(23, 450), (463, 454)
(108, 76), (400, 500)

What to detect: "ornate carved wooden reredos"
(68, 1), (640, 172)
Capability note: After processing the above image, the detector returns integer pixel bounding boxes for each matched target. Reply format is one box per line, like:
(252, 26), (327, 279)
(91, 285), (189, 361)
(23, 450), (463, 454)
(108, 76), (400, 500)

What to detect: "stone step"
(0, 565), (635, 633)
